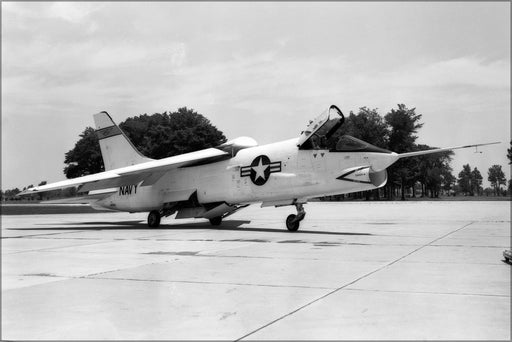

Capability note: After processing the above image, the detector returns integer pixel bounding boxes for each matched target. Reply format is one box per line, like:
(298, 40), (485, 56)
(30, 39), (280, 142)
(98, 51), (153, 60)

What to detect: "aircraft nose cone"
(369, 169), (387, 187)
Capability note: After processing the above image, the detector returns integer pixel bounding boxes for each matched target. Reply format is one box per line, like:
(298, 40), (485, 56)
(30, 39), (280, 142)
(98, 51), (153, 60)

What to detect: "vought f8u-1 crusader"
(20, 105), (498, 231)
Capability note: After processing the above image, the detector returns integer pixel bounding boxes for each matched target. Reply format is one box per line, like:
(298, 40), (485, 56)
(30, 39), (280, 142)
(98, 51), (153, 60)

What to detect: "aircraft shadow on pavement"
(10, 220), (373, 236)
(10, 220), (250, 230)
(170, 222), (373, 236)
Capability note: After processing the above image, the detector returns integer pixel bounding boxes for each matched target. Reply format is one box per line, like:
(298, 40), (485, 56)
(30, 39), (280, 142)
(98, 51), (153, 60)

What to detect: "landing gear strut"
(286, 203), (306, 232)
(148, 210), (161, 228)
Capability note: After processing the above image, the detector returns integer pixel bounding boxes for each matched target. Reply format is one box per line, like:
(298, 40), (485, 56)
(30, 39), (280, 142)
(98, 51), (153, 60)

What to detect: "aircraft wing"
(397, 142), (500, 159)
(19, 148), (229, 195)
(41, 189), (118, 204)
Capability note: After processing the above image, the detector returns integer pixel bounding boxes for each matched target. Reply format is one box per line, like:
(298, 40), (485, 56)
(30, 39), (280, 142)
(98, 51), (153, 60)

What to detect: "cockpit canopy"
(335, 135), (391, 153)
(297, 105), (343, 148)
(298, 105), (391, 154)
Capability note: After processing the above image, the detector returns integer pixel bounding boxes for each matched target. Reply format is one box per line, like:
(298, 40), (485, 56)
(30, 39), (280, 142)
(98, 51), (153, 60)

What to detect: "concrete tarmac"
(2, 201), (510, 340)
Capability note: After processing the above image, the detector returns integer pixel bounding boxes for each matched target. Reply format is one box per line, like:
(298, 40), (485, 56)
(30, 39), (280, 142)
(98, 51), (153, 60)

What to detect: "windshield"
(298, 105), (344, 149)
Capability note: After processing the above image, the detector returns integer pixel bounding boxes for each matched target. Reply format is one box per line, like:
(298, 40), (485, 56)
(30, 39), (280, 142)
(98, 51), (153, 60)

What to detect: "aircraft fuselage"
(96, 138), (396, 212)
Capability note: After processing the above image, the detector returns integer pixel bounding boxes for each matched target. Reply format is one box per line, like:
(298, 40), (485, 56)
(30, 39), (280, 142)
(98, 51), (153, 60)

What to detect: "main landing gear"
(147, 204), (178, 228)
(286, 203), (306, 232)
(147, 210), (161, 228)
(147, 210), (223, 227)
(209, 216), (222, 226)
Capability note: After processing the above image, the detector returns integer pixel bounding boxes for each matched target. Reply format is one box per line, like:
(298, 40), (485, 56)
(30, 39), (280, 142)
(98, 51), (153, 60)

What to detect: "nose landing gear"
(286, 203), (306, 232)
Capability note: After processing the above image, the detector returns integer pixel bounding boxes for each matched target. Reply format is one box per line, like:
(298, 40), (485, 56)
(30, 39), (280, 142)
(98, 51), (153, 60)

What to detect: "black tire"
(148, 210), (161, 228)
(286, 214), (300, 232)
(209, 216), (222, 226)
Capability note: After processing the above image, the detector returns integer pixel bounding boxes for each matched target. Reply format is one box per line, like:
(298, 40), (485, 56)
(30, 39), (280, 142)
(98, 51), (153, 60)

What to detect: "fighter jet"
(20, 105), (498, 231)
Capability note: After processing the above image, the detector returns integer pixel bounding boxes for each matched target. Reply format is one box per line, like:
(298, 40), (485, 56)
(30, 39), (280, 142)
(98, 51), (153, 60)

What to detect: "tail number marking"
(119, 184), (138, 196)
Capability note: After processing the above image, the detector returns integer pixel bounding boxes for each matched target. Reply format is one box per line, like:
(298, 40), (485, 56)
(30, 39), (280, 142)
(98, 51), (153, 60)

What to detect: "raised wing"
(41, 189), (118, 204)
(397, 142), (501, 159)
(19, 147), (229, 195)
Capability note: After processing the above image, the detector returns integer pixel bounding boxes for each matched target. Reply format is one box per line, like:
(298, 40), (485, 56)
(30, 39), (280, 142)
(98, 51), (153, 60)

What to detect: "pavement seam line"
(343, 287), (510, 298)
(6, 239), (118, 254)
(235, 221), (476, 341)
(1, 230), (89, 239)
(80, 275), (335, 290)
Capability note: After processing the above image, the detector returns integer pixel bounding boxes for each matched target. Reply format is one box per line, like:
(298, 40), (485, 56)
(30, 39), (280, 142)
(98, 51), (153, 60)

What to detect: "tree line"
(458, 164), (507, 197)
(2, 105), (510, 201)
(317, 104), (510, 200)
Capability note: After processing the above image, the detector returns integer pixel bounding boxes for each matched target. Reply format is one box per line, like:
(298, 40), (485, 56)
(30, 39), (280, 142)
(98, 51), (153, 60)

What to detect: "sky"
(2, 2), (510, 190)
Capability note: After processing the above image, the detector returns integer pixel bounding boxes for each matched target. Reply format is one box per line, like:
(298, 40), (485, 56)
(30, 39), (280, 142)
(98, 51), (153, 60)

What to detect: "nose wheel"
(286, 203), (306, 231)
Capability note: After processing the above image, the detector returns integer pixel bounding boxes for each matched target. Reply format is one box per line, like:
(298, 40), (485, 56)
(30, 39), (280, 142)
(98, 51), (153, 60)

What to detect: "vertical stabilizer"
(93, 111), (153, 170)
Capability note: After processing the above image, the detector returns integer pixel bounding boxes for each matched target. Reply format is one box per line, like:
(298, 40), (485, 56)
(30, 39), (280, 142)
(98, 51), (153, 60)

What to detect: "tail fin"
(93, 111), (153, 170)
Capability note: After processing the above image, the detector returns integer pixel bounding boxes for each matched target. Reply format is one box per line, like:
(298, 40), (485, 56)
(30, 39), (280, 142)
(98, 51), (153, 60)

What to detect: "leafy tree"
(425, 167), (442, 198)
(471, 167), (483, 196)
(64, 127), (104, 178)
(484, 187), (494, 196)
(63, 107), (226, 178)
(385, 104), (424, 153)
(121, 107), (226, 159)
(442, 171), (456, 195)
(415, 144), (431, 197)
(456, 165), (483, 196)
(384, 104), (424, 200)
(427, 153), (453, 198)
(8, 188), (20, 196)
(4, 188), (21, 200)
(458, 164), (472, 195)
(343, 107), (389, 148)
(415, 144), (453, 197)
(487, 164), (506, 196)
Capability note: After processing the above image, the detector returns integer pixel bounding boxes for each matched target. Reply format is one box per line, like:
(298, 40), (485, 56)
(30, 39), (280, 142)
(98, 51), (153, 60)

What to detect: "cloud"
(49, 3), (104, 23)
(207, 31), (241, 42)
(365, 57), (510, 90)
(2, 2), (104, 23)
(169, 43), (187, 68)
(2, 2), (46, 18)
